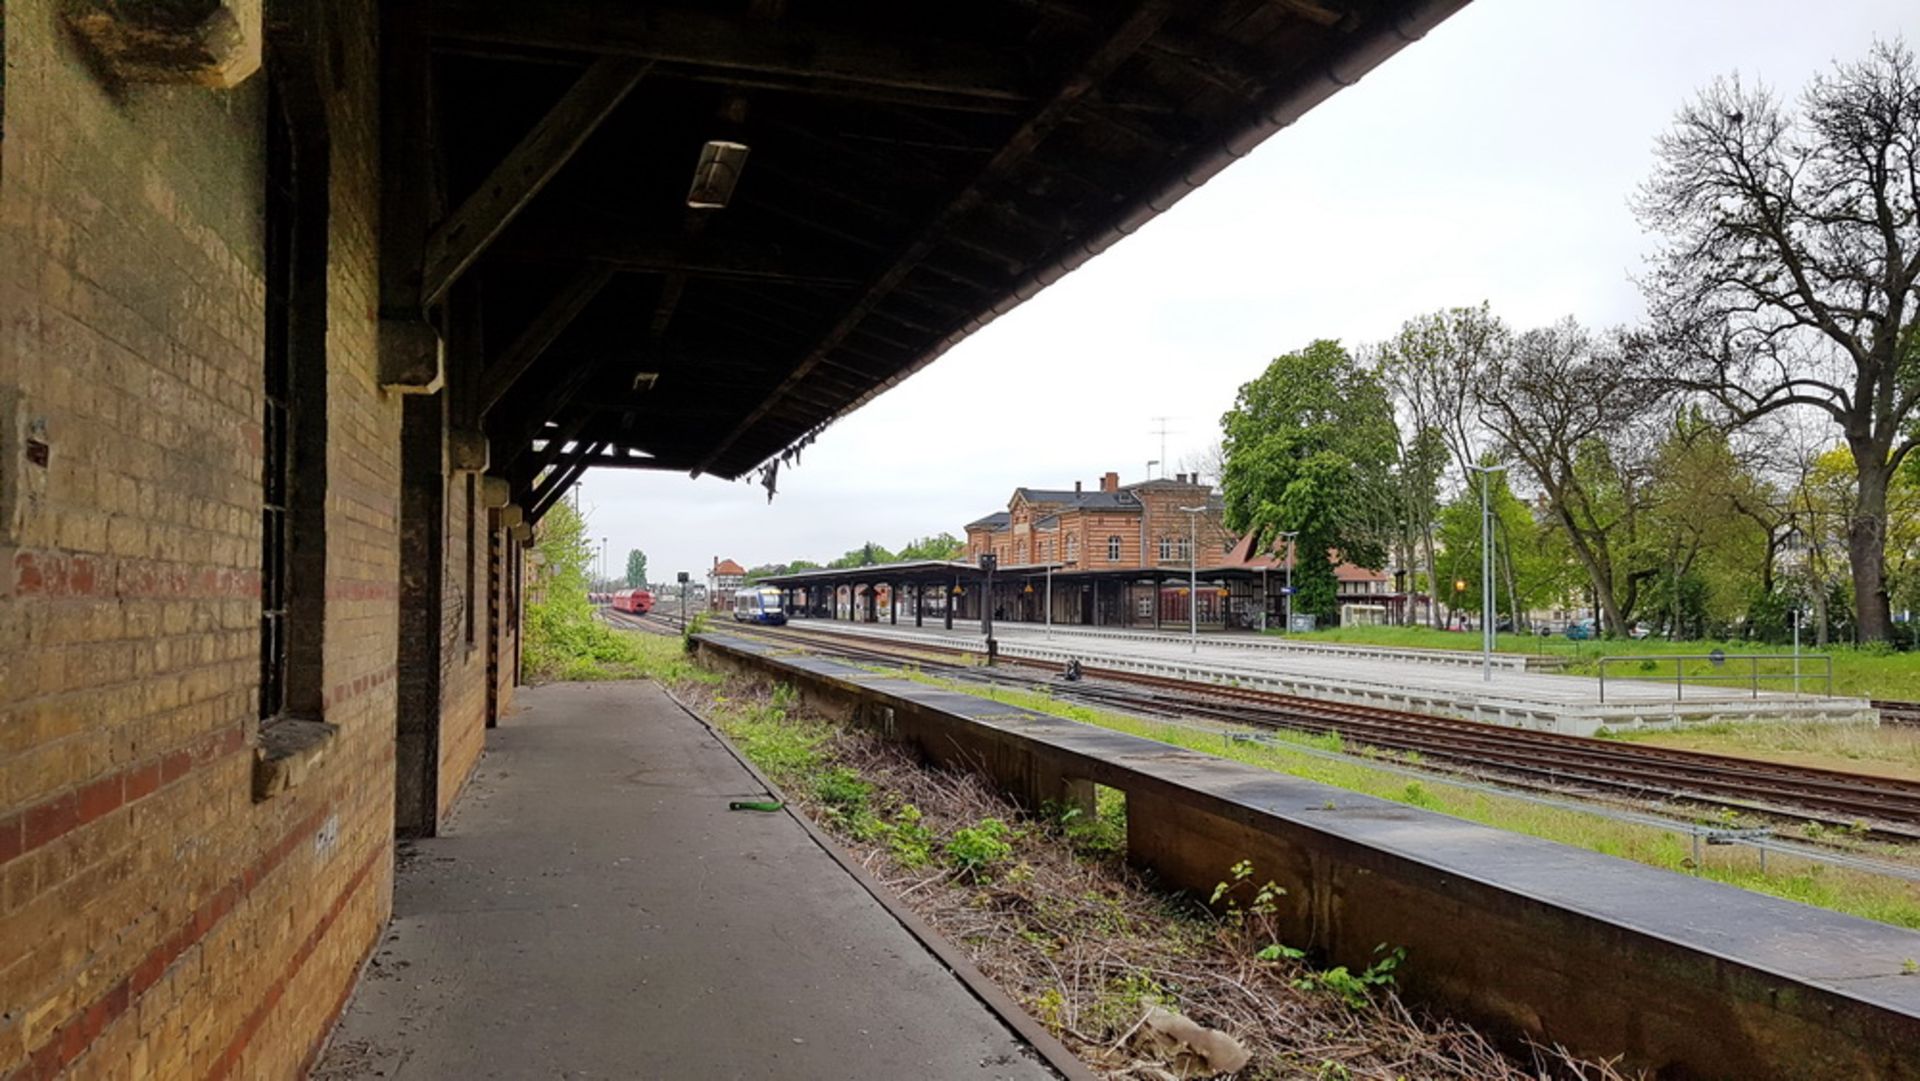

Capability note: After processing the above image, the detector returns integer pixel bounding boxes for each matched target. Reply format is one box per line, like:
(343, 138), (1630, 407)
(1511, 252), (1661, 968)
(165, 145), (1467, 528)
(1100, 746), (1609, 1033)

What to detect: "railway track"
(1875, 700), (1920, 727)
(612, 609), (1920, 841)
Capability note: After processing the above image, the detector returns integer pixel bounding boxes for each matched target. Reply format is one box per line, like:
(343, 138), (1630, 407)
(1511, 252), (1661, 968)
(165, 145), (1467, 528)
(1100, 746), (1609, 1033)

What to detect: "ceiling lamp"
(686, 140), (749, 208)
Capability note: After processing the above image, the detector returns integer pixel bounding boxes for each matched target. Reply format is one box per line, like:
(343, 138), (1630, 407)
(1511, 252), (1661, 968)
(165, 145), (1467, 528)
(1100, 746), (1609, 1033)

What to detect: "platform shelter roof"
(419, 0), (1475, 515)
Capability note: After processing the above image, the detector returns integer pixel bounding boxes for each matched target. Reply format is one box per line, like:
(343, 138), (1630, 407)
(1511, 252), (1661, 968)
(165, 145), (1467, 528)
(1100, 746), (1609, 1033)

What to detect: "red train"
(610, 588), (655, 616)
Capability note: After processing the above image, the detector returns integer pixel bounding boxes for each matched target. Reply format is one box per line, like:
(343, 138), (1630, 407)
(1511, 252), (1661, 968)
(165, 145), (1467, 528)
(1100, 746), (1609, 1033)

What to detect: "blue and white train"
(732, 585), (788, 625)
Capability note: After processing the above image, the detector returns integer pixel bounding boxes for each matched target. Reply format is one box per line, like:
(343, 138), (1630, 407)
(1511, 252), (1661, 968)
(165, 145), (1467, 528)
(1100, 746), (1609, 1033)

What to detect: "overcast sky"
(574, 0), (1915, 584)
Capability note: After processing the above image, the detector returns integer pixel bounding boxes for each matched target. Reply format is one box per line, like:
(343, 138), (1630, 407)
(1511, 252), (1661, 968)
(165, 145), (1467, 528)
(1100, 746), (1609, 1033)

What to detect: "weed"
(1905, 957), (1918, 976)
(1295, 945), (1405, 1009)
(947, 818), (1015, 879)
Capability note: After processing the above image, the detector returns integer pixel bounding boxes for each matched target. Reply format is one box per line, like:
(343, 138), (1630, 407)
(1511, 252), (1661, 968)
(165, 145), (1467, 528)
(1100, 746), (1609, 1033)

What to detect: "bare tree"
(1478, 319), (1667, 637)
(1374, 305), (1509, 627)
(1635, 39), (1920, 641)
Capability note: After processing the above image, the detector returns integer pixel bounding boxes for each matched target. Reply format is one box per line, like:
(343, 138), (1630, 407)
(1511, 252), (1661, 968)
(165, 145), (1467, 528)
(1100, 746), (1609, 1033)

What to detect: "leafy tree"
(523, 500), (636, 679)
(1636, 415), (1774, 638)
(1476, 319), (1667, 636)
(828, 542), (896, 569)
(743, 563), (787, 583)
(897, 533), (966, 561)
(1221, 340), (1397, 620)
(1635, 40), (1920, 641)
(1435, 467), (1577, 630)
(625, 548), (648, 588)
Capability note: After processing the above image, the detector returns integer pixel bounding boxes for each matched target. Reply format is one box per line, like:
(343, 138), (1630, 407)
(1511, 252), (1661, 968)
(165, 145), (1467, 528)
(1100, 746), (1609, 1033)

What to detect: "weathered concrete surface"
(313, 680), (1059, 1080)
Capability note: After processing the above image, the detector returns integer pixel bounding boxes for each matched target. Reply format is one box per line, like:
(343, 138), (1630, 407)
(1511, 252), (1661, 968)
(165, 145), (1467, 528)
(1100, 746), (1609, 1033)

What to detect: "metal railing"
(1595, 653), (1833, 702)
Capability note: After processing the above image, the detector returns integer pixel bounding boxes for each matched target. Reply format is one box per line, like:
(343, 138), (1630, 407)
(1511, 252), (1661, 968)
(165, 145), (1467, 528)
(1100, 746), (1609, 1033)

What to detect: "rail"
(1596, 652), (1832, 702)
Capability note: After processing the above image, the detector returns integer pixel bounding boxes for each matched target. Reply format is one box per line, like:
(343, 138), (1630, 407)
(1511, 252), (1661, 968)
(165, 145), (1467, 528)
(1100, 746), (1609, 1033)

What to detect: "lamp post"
(1045, 561), (1053, 640)
(1465, 463), (1506, 682)
(1178, 505), (1207, 652)
(1275, 530), (1299, 635)
(979, 553), (998, 665)
(600, 537), (608, 591)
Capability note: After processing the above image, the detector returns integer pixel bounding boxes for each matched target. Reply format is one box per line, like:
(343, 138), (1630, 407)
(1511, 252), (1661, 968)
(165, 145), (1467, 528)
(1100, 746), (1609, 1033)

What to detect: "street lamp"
(1178, 505), (1207, 652)
(1275, 530), (1299, 635)
(1464, 463), (1506, 682)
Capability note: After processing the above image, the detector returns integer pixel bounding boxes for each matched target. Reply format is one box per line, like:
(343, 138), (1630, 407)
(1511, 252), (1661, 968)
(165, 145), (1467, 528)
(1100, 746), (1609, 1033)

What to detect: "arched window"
(1107, 536), (1122, 562)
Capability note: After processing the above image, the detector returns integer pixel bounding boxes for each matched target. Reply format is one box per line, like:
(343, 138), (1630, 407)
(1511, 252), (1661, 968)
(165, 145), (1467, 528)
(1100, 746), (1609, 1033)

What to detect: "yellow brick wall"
(0, 2), (467, 1077)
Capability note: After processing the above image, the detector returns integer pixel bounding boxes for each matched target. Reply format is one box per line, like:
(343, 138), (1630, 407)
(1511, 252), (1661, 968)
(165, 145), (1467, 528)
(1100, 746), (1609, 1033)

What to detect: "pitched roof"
(1012, 488), (1140, 511)
(965, 511), (1011, 531)
(713, 559), (746, 576)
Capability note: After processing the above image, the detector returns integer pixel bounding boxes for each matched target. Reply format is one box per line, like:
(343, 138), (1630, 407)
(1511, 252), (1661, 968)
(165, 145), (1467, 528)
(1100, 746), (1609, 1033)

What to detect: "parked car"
(1627, 623), (1652, 639)
(1564, 619), (1596, 640)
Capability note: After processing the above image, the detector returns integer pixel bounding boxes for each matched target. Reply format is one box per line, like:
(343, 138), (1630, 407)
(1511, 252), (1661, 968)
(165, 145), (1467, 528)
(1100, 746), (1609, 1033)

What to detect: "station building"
(0, 0), (1466, 1076)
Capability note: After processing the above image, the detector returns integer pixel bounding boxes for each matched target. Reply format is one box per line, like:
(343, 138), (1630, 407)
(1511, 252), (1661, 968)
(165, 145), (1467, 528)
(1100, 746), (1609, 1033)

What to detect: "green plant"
(813, 766), (873, 820)
(884, 804), (936, 867)
(1256, 943), (1305, 962)
(770, 682), (800, 710)
(1294, 944), (1405, 1009)
(1904, 957), (1918, 975)
(946, 818), (1015, 879)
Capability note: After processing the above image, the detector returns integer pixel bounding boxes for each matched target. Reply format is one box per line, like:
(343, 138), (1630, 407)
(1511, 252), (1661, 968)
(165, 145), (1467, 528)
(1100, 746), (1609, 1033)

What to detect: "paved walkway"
(314, 681), (1059, 1081)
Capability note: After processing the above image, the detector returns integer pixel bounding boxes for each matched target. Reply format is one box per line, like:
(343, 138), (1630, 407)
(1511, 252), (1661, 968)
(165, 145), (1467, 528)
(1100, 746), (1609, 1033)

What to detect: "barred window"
(258, 72), (329, 722)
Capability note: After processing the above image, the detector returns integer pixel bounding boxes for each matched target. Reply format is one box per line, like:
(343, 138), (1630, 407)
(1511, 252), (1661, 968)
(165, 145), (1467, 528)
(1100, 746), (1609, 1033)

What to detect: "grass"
(1282, 624), (1920, 701)
(1602, 720), (1920, 782)
(880, 668), (1920, 930)
(535, 624), (726, 685)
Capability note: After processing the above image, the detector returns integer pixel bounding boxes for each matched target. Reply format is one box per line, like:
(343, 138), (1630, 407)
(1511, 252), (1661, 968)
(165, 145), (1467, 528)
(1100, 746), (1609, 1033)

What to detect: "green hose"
(728, 799), (784, 812)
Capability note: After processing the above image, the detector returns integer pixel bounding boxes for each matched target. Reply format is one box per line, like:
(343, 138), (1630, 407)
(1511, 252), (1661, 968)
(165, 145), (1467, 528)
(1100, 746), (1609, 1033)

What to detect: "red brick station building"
(0, 1), (1459, 1077)
(763, 469), (1424, 631)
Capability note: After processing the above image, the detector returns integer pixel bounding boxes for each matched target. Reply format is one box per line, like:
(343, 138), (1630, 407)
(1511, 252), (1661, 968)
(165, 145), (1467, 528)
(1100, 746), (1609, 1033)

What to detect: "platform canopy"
(388, 0), (1470, 512)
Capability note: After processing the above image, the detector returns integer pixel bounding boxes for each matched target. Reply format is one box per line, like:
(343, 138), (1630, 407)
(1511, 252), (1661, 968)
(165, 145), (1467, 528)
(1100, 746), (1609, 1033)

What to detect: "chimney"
(1074, 480), (1082, 494)
(1101, 471), (1119, 493)
(1175, 472), (1189, 485)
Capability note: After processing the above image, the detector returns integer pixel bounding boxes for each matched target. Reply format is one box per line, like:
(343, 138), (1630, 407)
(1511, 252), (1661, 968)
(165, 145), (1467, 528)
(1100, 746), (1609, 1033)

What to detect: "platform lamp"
(979, 553), (998, 666)
(1465, 463), (1506, 682)
(1276, 531), (1299, 635)
(1178, 505), (1207, 652)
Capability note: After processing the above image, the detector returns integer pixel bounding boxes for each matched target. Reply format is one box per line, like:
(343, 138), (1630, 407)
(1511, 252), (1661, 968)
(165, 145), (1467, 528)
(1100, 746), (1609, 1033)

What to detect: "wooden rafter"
(429, 3), (1033, 108)
(478, 266), (616, 416)
(421, 57), (650, 307)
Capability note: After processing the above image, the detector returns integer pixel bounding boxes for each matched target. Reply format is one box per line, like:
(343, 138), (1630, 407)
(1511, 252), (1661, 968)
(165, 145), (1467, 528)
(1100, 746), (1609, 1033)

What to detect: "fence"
(1596, 652), (1833, 702)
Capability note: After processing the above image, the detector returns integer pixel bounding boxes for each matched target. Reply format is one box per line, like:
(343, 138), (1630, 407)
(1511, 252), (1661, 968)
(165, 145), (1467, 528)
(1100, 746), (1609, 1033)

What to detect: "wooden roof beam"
(422, 57), (650, 307)
(500, 224), (867, 289)
(429, 3), (1035, 106)
(478, 265), (616, 416)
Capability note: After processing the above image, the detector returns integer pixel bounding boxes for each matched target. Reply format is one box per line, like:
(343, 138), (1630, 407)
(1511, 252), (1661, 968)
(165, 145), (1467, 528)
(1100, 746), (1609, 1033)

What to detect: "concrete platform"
(312, 681), (1063, 1081)
(781, 618), (1875, 735)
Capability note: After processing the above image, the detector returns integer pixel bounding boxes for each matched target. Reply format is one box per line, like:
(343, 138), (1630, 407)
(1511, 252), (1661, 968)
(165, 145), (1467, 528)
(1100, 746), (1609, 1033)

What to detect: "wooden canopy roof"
(385, 0), (1470, 514)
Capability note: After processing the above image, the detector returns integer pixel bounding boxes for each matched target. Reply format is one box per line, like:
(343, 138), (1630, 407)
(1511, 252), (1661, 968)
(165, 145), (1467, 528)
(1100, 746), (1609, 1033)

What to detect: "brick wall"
(0, 0), (509, 1075)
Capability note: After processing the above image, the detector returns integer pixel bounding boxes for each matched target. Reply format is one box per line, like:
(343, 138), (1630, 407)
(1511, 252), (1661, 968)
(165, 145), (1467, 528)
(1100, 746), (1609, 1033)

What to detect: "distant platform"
(778, 619), (1875, 736)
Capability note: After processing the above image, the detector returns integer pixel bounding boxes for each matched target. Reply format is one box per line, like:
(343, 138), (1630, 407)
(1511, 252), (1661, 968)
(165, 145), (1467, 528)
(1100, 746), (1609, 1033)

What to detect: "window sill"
(253, 717), (339, 802)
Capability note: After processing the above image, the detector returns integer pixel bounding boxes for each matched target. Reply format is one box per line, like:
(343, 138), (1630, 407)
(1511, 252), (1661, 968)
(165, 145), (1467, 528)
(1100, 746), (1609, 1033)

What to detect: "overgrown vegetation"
(521, 500), (651, 681)
(878, 667), (1920, 930)
(678, 672), (1627, 1080)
